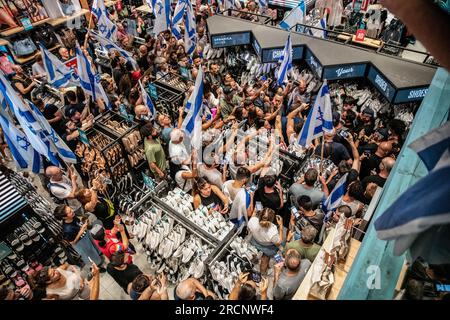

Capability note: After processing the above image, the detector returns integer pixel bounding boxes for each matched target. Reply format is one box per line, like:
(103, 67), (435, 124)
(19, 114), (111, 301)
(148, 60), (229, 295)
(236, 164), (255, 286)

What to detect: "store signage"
(355, 29), (366, 42)
(148, 83), (158, 100)
(367, 66), (396, 102)
(304, 49), (323, 78)
(323, 63), (367, 80)
(20, 18), (33, 31)
(78, 129), (90, 146)
(394, 86), (429, 104)
(261, 46), (304, 63)
(253, 37), (261, 55)
(211, 32), (251, 48)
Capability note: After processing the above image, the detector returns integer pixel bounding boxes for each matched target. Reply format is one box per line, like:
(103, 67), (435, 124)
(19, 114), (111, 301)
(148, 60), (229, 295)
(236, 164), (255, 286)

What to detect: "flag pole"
(320, 136), (325, 174)
(84, 9), (95, 48)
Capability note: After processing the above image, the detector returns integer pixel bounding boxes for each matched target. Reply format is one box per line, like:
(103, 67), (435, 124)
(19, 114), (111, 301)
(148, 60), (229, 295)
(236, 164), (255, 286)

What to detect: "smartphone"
(364, 150), (372, 156)
(250, 271), (261, 283)
(249, 184), (258, 192)
(339, 130), (349, 139)
(435, 284), (450, 292)
(274, 254), (283, 264)
(255, 201), (263, 212)
(291, 206), (300, 219)
(88, 256), (94, 264)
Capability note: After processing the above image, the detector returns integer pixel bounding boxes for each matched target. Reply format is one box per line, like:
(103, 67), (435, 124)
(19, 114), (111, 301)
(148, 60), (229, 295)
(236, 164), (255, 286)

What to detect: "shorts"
(250, 238), (279, 257)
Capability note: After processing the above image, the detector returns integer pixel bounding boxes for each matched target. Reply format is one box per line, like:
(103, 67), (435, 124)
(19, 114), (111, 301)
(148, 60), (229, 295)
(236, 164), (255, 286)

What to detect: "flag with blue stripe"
(309, 17), (328, 38)
(279, 0), (306, 30)
(139, 80), (156, 119)
(374, 121), (450, 256)
(181, 67), (204, 150)
(0, 72), (59, 166)
(323, 173), (348, 219)
(0, 108), (42, 173)
(92, 0), (116, 40)
(298, 82), (333, 147)
(276, 33), (293, 87)
(258, 0), (268, 11)
(184, 0), (197, 56)
(153, 0), (171, 35)
(90, 31), (137, 69)
(27, 100), (77, 164)
(145, 0), (157, 15)
(75, 44), (111, 110)
(39, 44), (74, 88)
(172, 0), (187, 40)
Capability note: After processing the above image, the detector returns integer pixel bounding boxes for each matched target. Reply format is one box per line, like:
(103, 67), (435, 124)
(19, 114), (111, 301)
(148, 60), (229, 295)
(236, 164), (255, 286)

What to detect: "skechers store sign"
(394, 87), (429, 104)
(261, 46), (304, 63)
(323, 63), (367, 81)
(367, 66), (396, 102)
(305, 50), (323, 78)
(211, 32), (251, 48)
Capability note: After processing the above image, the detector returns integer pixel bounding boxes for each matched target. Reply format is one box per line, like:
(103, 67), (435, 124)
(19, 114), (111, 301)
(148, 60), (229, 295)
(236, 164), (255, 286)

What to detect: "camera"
(250, 271), (261, 283)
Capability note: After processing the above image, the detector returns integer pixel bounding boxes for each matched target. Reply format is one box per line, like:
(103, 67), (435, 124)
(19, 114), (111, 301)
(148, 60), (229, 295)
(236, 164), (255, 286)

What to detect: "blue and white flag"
(27, 100), (77, 164)
(145, 0), (157, 15)
(279, 0), (306, 30)
(89, 31), (137, 69)
(172, 0), (187, 40)
(139, 80), (156, 119)
(92, 0), (116, 40)
(181, 67), (204, 150)
(153, 0), (171, 35)
(258, 0), (268, 11)
(0, 72), (59, 166)
(75, 44), (111, 110)
(184, 0), (197, 56)
(0, 108), (42, 173)
(224, 0), (237, 10)
(39, 44), (74, 88)
(309, 16), (328, 39)
(298, 82), (333, 147)
(323, 173), (348, 218)
(374, 121), (450, 256)
(276, 33), (293, 87)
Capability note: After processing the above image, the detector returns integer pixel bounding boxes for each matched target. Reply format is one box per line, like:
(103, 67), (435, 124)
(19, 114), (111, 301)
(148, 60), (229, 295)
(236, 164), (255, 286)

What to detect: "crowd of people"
(0, 0), (407, 301)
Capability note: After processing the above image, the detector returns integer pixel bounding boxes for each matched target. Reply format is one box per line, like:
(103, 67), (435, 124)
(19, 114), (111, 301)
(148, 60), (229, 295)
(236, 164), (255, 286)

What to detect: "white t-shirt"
(248, 216), (280, 246)
(169, 141), (189, 164)
(175, 166), (193, 192)
(223, 180), (241, 202)
(46, 268), (90, 300)
(49, 176), (82, 211)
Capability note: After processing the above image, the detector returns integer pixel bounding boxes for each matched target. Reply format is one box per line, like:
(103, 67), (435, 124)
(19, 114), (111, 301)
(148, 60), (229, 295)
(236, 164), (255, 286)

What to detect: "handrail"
(219, 8), (275, 25)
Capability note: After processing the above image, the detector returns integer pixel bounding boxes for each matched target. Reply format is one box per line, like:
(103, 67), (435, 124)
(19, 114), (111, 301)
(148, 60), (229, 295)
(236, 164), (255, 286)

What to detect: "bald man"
(45, 165), (83, 214)
(174, 278), (214, 300)
(359, 141), (393, 179)
(137, 45), (150, 71)
(362, 156), (396, 188)
(134, 104), (150, 122)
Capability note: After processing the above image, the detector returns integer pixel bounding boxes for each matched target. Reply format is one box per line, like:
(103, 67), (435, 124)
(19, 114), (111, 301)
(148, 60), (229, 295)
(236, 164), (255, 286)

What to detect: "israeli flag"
(75, 44), (111, 110)
(139, 80), (156, 120)
(172, 0), (187, 40)
(145, 0), (157, 15)
(181, 67), (204, 150)
(298, 82), (333, 147)
(323, 173), (348, 218)
(276, 33), (293, 87)
(0, 72), (59, 166)
(184, 0), (197, 56)
(153, 0), (171, 36)
(258, 0), (268, 11)
(39, 44), (74, 88)
(374, 121), (450, 256)
(0, 109), (42, 173)
(309, 17), (328, 38)
(280, 0), (306, 30)
(27, 100), (77, 164)
(90, 31), (137, 69)
(92, 0), (116, 40)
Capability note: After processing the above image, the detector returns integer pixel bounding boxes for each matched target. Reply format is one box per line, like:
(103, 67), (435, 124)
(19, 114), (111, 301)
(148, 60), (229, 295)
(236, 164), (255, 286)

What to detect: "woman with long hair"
(192, 177), (229, 213)
(247, 208), (284, 275)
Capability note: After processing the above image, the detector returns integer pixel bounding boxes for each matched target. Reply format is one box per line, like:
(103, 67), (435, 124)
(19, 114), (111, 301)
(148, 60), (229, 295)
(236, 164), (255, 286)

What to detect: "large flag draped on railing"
(181, 67), (204, 150)
(298, 82), (333, 147)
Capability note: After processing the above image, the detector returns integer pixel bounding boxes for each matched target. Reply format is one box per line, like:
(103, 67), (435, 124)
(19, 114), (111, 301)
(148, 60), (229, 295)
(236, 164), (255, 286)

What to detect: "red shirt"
(94, 230), (133, 264)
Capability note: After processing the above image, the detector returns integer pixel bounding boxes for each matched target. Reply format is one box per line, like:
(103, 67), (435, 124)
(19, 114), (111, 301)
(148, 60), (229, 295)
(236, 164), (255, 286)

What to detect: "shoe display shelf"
(150, 72), (189, 125)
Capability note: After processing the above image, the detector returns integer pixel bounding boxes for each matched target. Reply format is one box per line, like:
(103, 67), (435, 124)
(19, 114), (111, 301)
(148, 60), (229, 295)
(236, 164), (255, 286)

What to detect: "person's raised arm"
(345, 134), (360, 173)
(89, 263), (100, 300)
(211, 185), (229, 214)
(229, 272), (249, 300)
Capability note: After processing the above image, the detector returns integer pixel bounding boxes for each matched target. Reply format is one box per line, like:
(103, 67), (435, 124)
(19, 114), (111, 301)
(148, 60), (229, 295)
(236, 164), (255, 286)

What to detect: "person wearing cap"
(355, 107), (376, 136)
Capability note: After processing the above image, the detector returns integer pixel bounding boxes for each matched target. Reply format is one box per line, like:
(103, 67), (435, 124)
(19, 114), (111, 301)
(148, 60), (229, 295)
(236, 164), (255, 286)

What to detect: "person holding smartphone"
(247, 208), (284, 275)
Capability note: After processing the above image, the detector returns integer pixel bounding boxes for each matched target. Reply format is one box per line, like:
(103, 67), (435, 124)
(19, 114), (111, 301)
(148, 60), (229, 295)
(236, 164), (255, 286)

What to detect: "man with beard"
(141, 122), (166, 180)
(287, 80), (310, 113)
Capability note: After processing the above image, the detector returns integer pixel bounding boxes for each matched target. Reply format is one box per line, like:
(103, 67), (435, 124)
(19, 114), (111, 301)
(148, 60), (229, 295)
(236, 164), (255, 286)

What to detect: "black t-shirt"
(355, 120), (375, 136)
(62, 220), (82, 242)
(360, 154), (382, 180)
(315, 142), (351, 166)
(254, 187), (281, 211)
(43, 104), (66, 136)
(137, 55), (150, 72)
(106, 263), (143, 293)
(362, 175), (386, 189)
(64, 103), (85, 120)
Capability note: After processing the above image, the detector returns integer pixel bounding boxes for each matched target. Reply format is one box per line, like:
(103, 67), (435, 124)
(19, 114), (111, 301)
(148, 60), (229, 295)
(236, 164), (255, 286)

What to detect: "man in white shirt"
(45, 165), (83, 215)
(169, 129), (190, 165)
